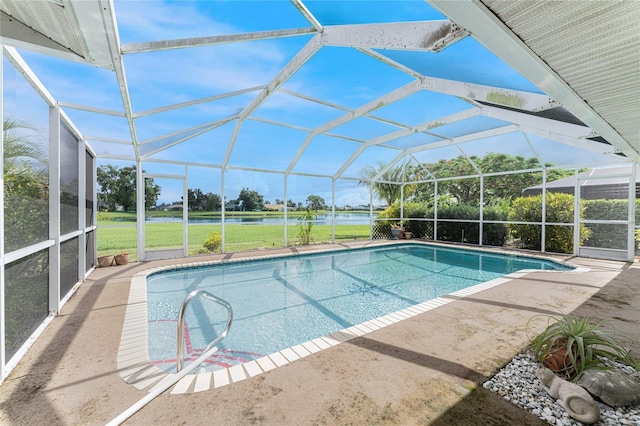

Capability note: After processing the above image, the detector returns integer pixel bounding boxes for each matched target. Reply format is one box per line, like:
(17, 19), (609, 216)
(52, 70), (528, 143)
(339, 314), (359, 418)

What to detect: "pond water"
(145, 213), (373, 225)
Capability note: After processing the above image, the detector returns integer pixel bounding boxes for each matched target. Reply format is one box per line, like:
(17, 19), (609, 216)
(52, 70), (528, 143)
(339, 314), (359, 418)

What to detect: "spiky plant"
(528, 315), (640, 381)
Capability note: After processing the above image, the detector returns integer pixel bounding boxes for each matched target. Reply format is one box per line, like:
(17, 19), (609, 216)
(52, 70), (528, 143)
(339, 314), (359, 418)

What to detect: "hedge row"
(375, 196), (640, 254)
(374, 202), (508, 245)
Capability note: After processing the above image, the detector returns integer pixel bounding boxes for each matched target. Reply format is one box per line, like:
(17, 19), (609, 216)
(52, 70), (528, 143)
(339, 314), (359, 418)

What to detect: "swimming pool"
(144, 243), (572, 375)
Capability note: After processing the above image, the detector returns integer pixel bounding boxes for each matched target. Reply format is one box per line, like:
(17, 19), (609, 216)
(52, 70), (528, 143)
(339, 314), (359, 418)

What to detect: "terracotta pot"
(98, 255), (114, 267)
(114, 253), (130, 265)
(543, 342), (576, 378)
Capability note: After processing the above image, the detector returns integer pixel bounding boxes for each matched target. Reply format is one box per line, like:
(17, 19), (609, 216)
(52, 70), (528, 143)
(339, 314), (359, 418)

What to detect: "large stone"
(577, 369), (640, 407)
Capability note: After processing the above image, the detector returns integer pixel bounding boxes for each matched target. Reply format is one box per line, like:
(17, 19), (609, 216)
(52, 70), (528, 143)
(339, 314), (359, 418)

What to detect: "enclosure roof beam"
(331, 108), (479, 181)
(120, 28), (316, 54)
(370, 152), (407, 183)
(407, 125), (519, 155)
(321, 21), (468, 52)
(224, 34), (323, 170)
(238, 34), (322, 121)
(279, 88), (351, 112)
(332, 145), (368, 181)
(95, 0), (140, 160)
(290, 0), (323, 31)
(3, 46), (56, 106)
(421, 77), (557, 112)
(138, 115), (238, 145)
(518, 125), (617, 155)
(140, 116), (236, 158)
(286, 79), (423, 175)
(247, 116), (313, 133)
(367, 108), (480, 147)
(134, 86), (266, 118)
(357, 48), (424, 80)
(480, 104), (597, 139)
(58, 101), (126, 117)
(84, 136), (131, 145)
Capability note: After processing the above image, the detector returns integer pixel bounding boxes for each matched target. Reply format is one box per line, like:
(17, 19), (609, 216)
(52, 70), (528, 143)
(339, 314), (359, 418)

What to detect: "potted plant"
(114, 250), (130, 265)
(98, 255), (114, 267)
(390, 223), (404, 240)
(528, 315), (640, 381)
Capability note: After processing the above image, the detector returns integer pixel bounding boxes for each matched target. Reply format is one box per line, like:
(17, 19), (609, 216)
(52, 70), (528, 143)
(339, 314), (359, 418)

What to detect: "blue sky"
(4, 0), (627, 206)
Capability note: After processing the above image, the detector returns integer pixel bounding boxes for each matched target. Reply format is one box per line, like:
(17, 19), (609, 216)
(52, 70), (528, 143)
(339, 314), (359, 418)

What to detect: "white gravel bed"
(483, 352), (640, 425)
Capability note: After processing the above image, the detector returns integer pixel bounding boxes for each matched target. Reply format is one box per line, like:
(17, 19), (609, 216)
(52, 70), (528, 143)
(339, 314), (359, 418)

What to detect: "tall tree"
(97, 165), (161, 212)
(306, 194), (326, 211)
(188, 188), (205, 210)
(202, 192), (222, 211)
(359, 162), (415, 206)
(237, 187), (264, 211)
(414, 153), (575, 205)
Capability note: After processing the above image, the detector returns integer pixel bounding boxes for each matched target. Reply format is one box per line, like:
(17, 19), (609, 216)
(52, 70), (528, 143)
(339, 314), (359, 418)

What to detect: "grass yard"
(97, 221), (372, 261)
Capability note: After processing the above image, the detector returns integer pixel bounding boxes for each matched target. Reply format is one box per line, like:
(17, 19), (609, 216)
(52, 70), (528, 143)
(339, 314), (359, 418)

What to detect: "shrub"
(436, 204), (507, 245)
(203, 231), (222, 253)
(509, 193), (589, 253)
(373, 201), (507, 244)
(297, 208), (313, 245)
(582, 199), (640, 250)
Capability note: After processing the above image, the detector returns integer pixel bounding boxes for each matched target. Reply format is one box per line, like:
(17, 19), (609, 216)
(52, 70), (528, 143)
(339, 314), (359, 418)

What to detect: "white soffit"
(429, 0), (640, 162)
(0, 0), (115, 69)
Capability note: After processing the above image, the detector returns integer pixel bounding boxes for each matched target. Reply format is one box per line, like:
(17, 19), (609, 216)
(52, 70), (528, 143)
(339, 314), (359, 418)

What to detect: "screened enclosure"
(1, 0), (639, 381)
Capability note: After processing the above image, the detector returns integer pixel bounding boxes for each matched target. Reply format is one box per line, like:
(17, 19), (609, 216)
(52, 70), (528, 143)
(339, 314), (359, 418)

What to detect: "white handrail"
(177, 290), (233, 372)
(107, 291), (233, 425)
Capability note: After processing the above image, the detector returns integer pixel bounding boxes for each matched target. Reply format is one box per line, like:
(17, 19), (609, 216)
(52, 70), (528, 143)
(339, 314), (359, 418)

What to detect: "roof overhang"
(0, 0), (117, 69)
(429, 0), (640, 162)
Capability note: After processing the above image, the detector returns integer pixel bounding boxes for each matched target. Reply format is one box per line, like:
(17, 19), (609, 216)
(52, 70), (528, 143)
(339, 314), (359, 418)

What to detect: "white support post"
(92, 153), (98, 266)
(331, 180), (336, 243)
(220, 168), (226, 253)
(78, 137), (86, 279)
(573, 168), (580, 256)
(369, 188), (374, 240)
(479, 175), (484, 246)
(400, 184), (405, 224)
(49, 105), (61, 314)
(136, 161), (145, 261)
(628, 165), (636, 262)
(434, 181), (438, 241)
(0, 53), (5, 379)
(541, 168), (547, 253)
(183, 166), (188, 257)
(283, 175), (288, 247)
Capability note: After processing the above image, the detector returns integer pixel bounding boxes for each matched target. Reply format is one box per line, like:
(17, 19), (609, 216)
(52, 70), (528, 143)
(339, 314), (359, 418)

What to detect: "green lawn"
(97, 214), (372, 260)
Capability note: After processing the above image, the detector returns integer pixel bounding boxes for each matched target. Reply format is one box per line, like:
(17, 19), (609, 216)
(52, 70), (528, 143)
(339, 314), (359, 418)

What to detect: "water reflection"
(145, 213), (372, 225)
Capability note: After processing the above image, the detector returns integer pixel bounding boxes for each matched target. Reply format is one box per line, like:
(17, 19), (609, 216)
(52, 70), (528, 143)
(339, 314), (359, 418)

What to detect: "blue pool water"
(146, 244), (571, 372)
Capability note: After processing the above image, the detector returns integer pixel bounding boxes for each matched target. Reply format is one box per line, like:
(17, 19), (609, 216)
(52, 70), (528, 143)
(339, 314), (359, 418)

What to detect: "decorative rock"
(577, 369), (640, 407)
(483, 353), (640, 426)
(536, 365), (600, 424)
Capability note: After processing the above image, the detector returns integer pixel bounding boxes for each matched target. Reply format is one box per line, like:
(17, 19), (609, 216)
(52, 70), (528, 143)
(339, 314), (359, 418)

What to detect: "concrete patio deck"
(0, 241), (638, 425)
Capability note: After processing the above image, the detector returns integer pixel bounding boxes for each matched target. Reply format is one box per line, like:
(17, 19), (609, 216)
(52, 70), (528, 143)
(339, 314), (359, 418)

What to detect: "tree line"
(359, 153), (575, 207)
(97, 165), (329, 212)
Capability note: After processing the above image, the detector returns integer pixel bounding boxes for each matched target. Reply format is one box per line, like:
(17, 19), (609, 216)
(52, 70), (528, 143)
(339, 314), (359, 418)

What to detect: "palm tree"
(3, 117), (48, 193)
(359, 162), (406, 206)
